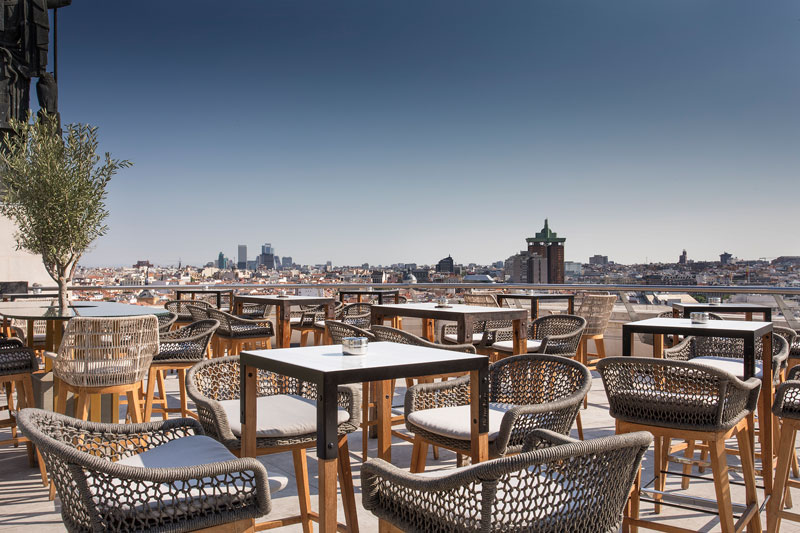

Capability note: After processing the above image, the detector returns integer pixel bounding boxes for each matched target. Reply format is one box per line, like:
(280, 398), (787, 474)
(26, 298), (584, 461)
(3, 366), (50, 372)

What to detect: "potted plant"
(0, 114), (131, 308)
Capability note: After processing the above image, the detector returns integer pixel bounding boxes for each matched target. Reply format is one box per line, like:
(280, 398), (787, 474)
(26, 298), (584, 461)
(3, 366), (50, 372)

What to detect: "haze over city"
(48, 2), (798, 267)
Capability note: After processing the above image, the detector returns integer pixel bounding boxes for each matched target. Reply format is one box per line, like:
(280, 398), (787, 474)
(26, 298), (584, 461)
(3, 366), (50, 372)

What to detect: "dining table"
(233, 294), (336, 348)
(496, 292), (575, 319)
(671, 302), (772, 322)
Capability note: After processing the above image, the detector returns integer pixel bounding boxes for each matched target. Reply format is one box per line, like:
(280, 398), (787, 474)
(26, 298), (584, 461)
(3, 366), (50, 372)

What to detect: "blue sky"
(52, 1), (799, 267)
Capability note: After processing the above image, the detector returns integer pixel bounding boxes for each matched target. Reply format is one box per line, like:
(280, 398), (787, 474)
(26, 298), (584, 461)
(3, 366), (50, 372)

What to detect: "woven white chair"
(50, 316), (160, 423)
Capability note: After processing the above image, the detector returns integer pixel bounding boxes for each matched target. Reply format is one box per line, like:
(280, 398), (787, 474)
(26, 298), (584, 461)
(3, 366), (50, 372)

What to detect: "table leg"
(653, 334), (664, 358)
(319, 458), (338, 532)
(512, 318), (527, 355)
(278, 304), (291, 348)
(470, 367), (489, 464)
(760, 333), (774, 497)
(622, 327), (632, 357)
(240, 364), (257, 458)
(317, 379), (340, 532)
(421, 318), (434, 342)
(672, 309), (680, 318)
(323, 302), (335, 345)
(376, 379), (392, 462)
(27, 319), (35, 349)
(532, 300), (539, 319)
(745, 312), (753, 321)
(568, 297), (574, 314)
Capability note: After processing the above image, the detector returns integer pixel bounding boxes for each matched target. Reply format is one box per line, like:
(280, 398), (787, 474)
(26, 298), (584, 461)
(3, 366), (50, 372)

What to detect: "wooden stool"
(767, 371), (800, 531)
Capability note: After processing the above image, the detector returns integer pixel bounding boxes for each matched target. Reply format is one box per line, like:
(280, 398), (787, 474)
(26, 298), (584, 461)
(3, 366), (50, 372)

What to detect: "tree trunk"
(58, 276), (69, 308)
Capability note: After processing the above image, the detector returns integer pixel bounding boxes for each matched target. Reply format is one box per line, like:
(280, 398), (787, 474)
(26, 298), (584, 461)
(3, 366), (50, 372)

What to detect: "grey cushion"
(289, 317), (301, 324)
(220, 394), (350, 438)
(692, 356), (762, 379)
(492, 339), (543, 353)
(443, 333), (486, 344)
(117, 435), (235, 468)
(406, 403), (517, 441)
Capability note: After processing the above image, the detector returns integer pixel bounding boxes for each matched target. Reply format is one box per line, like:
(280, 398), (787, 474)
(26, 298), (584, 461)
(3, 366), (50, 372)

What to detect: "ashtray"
(690, 312), (709, 324)
(435, 304), (453, 309)
(708, 298), (722, 305)
(342, 337), (368, 356)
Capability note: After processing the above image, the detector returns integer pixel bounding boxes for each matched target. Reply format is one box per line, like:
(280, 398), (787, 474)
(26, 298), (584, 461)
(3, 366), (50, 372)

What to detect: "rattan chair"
(489, 314), (587, 359)
(187, 303), (212, 322)
(237, 302), (272, 320)
(51, 316), (160, 423)
(157, 311), (178, 333)
(18, 409), (270, 533)
(144, 319), (220, 422)
(0, 343), (45, 484)
(575, 293), (616, 370)
(363, 429), (651, 533)
(767, 365), (800, 531)
(463, 293), (499, 307)
(166, 299), (212, 329)
(207, 308), (274, 357)
(441, 320), (512, 350)
(186, 356), (360, 531)
(597, 357), (761, 533)
(292, 303), (343, 347)
(405, 354), (591, 472)
(325, 319), (376, 345)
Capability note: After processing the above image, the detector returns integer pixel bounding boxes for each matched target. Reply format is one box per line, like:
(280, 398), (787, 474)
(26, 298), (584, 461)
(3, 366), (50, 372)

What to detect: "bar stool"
(207, 308), (274, 357)
(598, 357), (761, 533)
(575, 293), (616, 371)
(165, 299), (211, 329)
(767, 366), (800, 531)
(143, 319), (219, 422)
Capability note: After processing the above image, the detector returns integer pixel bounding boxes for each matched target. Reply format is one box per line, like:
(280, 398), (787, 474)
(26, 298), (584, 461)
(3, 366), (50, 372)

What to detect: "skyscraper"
(237, 245), (247, 270)
(525, 219), (566, 284)
(436, 255), (455, 273)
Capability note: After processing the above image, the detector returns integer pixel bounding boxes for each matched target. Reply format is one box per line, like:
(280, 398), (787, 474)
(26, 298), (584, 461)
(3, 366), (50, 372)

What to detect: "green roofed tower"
(526, 219), (566, 284)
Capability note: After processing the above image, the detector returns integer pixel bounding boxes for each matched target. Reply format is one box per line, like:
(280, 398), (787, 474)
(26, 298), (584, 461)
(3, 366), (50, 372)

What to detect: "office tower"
(436, 255), (455, 273)
(282, 257), (293, 268)
(237, 245), (247, 270)
(526, 219), (565, 284)
(720, 252), (732, 265)
(678, 249), (687, 265)
(262, 243), (274, 255)
(589, 255), (609, 265)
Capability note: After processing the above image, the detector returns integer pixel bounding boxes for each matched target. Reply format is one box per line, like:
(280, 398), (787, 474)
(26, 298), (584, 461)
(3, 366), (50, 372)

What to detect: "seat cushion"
(406, 403), (516, 441)
(443, 333), (486, 344)
(117, 435), (236, 468)
(289, 317), (301, 324)
(227, 324), (272, 338)
(314, 321), (326, 329)
(691, 356), (762, 379)
(491, 340), (543, 353)
(220, 394), (350, 438)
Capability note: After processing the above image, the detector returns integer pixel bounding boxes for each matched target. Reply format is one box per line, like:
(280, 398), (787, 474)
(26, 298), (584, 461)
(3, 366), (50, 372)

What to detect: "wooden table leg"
(278, 305), (291, 348)
(568, 298), (574, 314)
(512, 318), (527, 355)
(319, 458), (338, 532)
(323, 302), (334, 345)
(470, 368), (488, 464)
(653, 334), (664, 359)
(240, 364), (257, 458)
(421, 318), (434, 342)
(376, 379), (392, 462)
(532, 300), (539, 319)
(745, 312), (753, 321)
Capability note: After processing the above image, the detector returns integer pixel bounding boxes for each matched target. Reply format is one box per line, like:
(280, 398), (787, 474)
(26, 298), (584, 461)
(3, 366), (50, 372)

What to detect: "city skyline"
(46, 2), (797, 266)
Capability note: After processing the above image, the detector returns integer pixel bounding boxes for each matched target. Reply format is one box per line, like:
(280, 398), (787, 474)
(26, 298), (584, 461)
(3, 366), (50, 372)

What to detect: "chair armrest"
(494, 394), (584, 455)
(405, 375), (471, 415)
(337, 384), (362, 423)
(522, 429), (579, 452)
(663, 336), (695, 360)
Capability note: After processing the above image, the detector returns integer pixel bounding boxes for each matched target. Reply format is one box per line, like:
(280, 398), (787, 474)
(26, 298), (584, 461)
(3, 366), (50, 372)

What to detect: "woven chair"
(363, 429), (651, 533)
(144, 319), (220, 422)
(157, 311), (178, 333)
(463, 293), (499, 307)
(309, 302), (347, 344)
(489, 314), (587, 359)
(51, 316), (160, 424)
(0, 343), (45, 484)
(18, 409), (270, 533)
(405, 354), (591, 472)
(441, 320), (512, 351)
(776, 326), (799, 370)
(186, 302), (213, 322)
(575, 293), (616, 370)
(207, 308), (274, 357)
(238, 302), (272, 320)
(166, 299), (213, 329)
(186, 356), (360, 531)
(292, 303), (340, 347)
(597, 357), (761, 533)
(767, 365), (800, 531)
(369, 325), (476, 462)
(10, 317), (47, 349)
(325, 319), (376, 345)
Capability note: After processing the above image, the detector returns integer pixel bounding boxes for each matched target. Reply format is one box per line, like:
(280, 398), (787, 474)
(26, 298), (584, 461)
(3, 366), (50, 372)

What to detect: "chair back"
(575, 293), (616, 336)
(531, 314), (586, 356)
(165, 299), (211, 320)
(342, 303), (372, 316)
(464, 293), (498, 307)
(372, 325), (476, 353)
(325, 320), (375, 344)
(157, 312), (178, 333)
(186, 304), (212, 323)
(155, 319), (219, 362)
(239, 302), (272, 319)
(53, 316), (159, 388)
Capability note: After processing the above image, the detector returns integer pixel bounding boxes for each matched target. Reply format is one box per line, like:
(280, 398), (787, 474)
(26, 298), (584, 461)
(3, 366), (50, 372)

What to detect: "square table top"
(672, 302), (772, 312)
(371, 302), (527, 320)
(0, 301), (171, 320)
(175, 287), (232, 293)
(234, 294), (334, 306)
(497, 293), (575, 300)
(623, 317), (773, 337)
(240, 341), (488, 384)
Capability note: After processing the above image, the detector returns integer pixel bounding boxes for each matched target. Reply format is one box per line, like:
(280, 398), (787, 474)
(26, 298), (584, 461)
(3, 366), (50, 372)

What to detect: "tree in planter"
(0, 114), (131, 308)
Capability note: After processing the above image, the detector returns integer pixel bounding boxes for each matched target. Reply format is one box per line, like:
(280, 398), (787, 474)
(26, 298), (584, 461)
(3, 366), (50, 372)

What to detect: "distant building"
(261, 243), (274, 255)
(217, 252), (227, 269)
(678, 249), (687, 265)
(589, 255), (608, 266)
(527, 256), (548, 283)
(436, 255), (455, 273)
(564, 261), (583, 276)
(371, 270), (386, 284)
(720, 252), (733, 265)
(525, 219), (566, 284)
(281, 256), (293, 268)
(133, 260), (152, 269)
(237, 245), (247, 270)
(412, 268), (430, 282)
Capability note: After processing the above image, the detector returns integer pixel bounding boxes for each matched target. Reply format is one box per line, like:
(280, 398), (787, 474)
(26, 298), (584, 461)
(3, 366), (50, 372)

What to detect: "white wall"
(0, 215), (55, 286)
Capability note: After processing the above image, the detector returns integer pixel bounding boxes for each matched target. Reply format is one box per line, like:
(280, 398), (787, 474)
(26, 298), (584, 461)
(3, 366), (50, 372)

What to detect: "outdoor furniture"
(338, 288), (400, 304)
(233, 294), (335, 348)
(463, 293), (499, 307)
(441, 319), (511, 350)
(497, 292), (575, 319)
(372, 302), (528, 354)
(672, 301), (772, 321)
(293, 302), (344, 346)
(325, 319), (376, 344)
(767, 365), (800, 531)
(237, 342), (489, 532)
(157, 311), (178, 333)
(598, 357), (762, 533)
(51, 315), (160, 424)
(362, 429), (651, 533)
(185, 355), (360, 532)
(405, 353), (590, 472)
(0, 343), (45, 484)
(175, 287), (234, 310)
(489, 314), (586, 359)
(207, 308), (274, 357)
(575, 293), (616, 371)
(18, 408), (270, 533)
(143, 319), (219, 422)
(165, 298), (212, 328)
(238, 302), (272, 320)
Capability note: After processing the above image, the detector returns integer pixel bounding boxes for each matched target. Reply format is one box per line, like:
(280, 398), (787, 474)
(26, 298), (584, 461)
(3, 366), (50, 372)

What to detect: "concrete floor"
(3, 358), (800, 532)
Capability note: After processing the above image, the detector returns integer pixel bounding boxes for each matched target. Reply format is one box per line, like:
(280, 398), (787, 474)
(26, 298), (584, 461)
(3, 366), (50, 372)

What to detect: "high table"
(175, 287), (234, 309)
(1, 292), (60, 301)
(233, 295), (335, 348)
(240, 342), (489, 532)
(338, 289), (400, 304)
(371, 302), (528, 354)
(672, 302), (772, 322)
(496, 292), (575, 319)
(622, 317), (775, 495)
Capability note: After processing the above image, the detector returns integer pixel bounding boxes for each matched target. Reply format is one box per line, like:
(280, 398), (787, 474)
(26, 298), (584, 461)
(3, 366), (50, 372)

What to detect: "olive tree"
(0, 115), (131, 308)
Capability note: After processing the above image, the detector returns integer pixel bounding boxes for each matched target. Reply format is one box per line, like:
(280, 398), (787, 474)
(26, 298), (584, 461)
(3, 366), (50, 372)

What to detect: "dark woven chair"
(18, 409), (270, 533)
(237, 302), (272, 320)
(166, 299), (212, 328)
(186, 356), (360, 531)
(186, 302), (213, 322)
(0, 344), (44, 484)
(292, 302), (343, 346)
(768, 365), (800, 531)
(325, 319), (376, 345)
(405, 354), (591, 471)
(597, 357), (761, 533)
(363, 429), (651, 533)
(144, 319), (220, 422)
(157, 311), (178, 333)
(489, 314), (586, 360)
(207, 308), (274, 357)
(441, 319), (511, 349)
